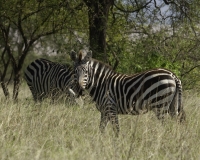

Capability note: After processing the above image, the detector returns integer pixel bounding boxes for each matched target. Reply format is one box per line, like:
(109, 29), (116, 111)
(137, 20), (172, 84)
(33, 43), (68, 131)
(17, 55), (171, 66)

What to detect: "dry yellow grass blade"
(0, 86), (199, 160)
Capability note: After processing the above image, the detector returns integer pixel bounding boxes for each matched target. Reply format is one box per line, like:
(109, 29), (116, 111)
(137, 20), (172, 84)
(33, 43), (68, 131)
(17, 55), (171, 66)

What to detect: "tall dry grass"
(0, 85), (200, 160)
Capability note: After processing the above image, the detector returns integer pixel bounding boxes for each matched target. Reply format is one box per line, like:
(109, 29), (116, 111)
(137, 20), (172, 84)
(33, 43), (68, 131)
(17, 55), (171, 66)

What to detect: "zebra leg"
(177, 109), (186, 123)
(99, 111), (120, 137)
(168, 107), (186, 123)
(153, 108), (167, 122)
(33, 93), (40, 102)
(107, 104), (120, 136)
(110, 114), (120, 137)
(155, 109), (164, 120)
(99, 112), (109, 134)
(29, 86), (38, 102)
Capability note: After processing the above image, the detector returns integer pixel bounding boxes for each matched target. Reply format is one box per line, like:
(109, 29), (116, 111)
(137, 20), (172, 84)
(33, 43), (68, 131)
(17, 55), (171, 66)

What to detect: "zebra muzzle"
(68, 88), (76, 96)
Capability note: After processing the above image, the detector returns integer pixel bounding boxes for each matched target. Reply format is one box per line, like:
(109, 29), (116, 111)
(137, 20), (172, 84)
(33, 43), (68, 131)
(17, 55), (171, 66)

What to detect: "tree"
(105, 0), (200, 88)
(0, 42), (11, 99)
(83, 0), (114, 61)
(0, 0), (81, 100)
(83, 0), (194, 61)
(1, 0), (200, 100)
(82, 0), (200, 89)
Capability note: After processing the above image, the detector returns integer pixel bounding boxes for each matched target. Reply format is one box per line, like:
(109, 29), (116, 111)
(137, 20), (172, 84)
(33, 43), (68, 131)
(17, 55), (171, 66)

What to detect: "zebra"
(24, 58), (83, 104)
(70, 49), (186, 136)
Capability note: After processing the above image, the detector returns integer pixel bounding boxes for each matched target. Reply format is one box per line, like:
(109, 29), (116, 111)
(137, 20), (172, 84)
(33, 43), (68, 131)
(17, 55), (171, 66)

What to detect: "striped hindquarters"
(125, 69), (177, 114)
(24, 58), (79, 101)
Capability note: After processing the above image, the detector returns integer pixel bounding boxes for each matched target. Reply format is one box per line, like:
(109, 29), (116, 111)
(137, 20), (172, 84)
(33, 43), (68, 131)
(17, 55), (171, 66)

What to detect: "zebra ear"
(76, 49), (92, 62)
(83, 50), (92, 61)
(70, 50), (77, 61)
(79, 49), (85, 61)
(87, 50), (92, 58)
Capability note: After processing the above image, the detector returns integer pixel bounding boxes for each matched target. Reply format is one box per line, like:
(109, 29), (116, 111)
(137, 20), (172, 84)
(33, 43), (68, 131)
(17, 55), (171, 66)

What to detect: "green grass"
(0, 86), (200, 160)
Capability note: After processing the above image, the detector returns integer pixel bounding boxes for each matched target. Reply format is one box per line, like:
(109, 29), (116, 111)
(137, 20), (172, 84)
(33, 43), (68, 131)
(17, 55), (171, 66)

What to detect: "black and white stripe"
(71, 50), (186, 136)
(24, 58), (83, 102)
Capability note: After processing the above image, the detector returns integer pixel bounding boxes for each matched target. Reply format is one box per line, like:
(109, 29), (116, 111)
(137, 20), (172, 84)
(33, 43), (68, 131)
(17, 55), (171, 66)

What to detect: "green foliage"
(105, 0), (200, 90)
(0, 0), (89, 99)
(106, 13), (200, 89)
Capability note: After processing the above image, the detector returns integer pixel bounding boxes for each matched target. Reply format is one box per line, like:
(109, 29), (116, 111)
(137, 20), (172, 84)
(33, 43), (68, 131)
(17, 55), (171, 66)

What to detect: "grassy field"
(0, 84), (200, 160)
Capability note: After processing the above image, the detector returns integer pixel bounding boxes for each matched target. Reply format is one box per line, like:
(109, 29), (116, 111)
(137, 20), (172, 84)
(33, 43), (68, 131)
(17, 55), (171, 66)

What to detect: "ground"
(0, 85), (199, 160)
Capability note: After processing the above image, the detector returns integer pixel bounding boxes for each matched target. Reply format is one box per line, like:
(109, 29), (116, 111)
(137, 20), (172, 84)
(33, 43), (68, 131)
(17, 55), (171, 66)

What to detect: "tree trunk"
(12, 67), (22, 101)
(85, 0), (114, 61)
(0, 79), (10, 99)
(1, 82), (10, 98)
(0, 52), (10, 99)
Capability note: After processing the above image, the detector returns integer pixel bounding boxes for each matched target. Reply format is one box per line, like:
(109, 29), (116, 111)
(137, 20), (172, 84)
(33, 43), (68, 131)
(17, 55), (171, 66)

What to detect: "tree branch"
(114, 0), (152, 13)
(0, 23), (17, 70)
(181, 64), (200, 77)
(111, 52), (119, 71)
(17, 4), (28, 48)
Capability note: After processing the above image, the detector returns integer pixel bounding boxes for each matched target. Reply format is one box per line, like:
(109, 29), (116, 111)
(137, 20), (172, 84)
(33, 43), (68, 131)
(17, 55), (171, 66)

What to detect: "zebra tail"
(170, 78), (186, 122)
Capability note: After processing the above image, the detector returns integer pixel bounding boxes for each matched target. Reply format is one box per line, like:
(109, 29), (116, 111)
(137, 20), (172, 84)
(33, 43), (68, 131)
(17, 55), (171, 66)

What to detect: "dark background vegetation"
(1, 0), (200, 100)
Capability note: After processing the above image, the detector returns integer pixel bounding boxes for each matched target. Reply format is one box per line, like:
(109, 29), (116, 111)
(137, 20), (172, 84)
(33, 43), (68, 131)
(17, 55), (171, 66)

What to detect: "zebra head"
(70, 49), (92, 89)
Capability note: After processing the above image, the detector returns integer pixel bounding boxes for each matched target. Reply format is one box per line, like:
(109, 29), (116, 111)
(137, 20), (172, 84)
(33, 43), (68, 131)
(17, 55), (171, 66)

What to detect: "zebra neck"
(87, 60), (114, 96)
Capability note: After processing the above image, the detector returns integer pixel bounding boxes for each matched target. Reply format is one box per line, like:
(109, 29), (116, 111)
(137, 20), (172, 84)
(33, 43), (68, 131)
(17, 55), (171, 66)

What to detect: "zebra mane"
(91, 58), (114, 71)
(90, 58), (177, 80)
(129, 68), (176, 77)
